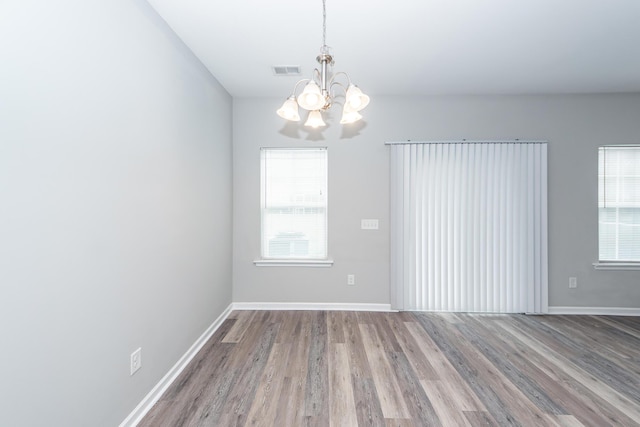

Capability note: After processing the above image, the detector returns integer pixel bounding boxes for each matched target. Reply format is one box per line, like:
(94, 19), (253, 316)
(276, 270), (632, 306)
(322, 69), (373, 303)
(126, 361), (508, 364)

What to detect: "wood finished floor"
(138, 311), (640, 427)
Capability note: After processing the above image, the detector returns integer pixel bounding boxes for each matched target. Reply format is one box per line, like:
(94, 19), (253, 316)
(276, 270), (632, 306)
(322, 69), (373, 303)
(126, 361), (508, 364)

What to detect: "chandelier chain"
(322, 0), (327, 48)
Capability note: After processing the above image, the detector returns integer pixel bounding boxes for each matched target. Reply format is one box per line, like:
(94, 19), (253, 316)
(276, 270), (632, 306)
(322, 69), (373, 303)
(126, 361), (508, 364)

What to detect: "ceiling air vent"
(272, 65), (301, 76)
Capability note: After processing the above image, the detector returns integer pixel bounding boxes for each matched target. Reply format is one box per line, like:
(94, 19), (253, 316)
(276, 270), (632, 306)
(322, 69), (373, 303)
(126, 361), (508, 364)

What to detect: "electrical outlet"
(347, 274), (355, 286)
(130, 347), (142, 376)
(569, 277), (577, 289)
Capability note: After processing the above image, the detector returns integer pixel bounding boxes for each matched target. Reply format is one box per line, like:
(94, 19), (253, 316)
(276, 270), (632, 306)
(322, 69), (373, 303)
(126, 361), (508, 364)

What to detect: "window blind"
(390, 141), (548, 313)
(261, 148), (328, 259)
(598, 146), (640, 262)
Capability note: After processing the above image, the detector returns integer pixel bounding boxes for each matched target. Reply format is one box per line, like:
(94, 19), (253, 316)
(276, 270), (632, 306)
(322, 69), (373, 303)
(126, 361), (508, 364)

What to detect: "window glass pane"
(599, 207), (616, 223)
(598, 146), (640, 261)
(619, 224), (640, 260)
(598, 220), (616, 260)
(619, 207), (640, 224)
(621, 177), (640, 206)
(261, 148), (328, 259)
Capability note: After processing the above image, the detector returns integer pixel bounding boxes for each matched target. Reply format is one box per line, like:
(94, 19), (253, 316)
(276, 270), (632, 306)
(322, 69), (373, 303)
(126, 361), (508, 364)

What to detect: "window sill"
(254, 259), (334, 267)
(593, 262), (640, 271)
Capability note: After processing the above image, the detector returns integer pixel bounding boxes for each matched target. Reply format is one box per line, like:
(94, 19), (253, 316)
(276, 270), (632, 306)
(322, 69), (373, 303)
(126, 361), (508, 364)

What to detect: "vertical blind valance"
(389, 141), (548, 313)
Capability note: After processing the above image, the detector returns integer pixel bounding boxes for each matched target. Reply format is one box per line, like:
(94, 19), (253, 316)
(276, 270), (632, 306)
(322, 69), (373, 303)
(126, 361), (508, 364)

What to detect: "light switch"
(361, 219), (379, 230)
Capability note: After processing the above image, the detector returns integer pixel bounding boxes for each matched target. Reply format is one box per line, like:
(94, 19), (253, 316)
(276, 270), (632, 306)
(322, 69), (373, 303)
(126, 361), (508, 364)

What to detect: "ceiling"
(146, 0), (640, 98)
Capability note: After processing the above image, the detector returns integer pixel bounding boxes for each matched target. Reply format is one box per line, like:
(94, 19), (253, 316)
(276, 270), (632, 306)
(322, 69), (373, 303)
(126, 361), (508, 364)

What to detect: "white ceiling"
(146, 0), (640, 98)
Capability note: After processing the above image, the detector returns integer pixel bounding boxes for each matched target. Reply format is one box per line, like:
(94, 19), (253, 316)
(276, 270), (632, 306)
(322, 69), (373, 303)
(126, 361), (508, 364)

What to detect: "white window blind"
(389, 141), (548, 313)
(598, 146), (640, 262)
(261, 148), (328, 260)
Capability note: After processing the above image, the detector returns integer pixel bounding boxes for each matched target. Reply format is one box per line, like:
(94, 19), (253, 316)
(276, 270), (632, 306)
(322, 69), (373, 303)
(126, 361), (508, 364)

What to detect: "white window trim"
(254, 259), (334, 267)
(592, 261), (640, 270)
(259, 147), (329, 265)
(597, 145), (640, 265)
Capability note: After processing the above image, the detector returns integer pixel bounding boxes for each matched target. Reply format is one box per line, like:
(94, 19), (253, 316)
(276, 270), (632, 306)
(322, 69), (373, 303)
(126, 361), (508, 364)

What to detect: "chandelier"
(276, 0), (370, 128)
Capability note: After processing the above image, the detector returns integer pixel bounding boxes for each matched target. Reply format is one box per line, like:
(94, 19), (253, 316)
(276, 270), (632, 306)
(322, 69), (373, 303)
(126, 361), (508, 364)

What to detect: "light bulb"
(297, 81), (325, 110)
(304, 110), (326, 128)
(276, 96), (300, 121)
(345, 84), (370, 112)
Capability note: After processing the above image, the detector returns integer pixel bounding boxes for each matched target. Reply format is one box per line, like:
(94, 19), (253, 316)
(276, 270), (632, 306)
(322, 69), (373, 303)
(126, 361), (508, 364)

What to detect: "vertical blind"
(389, 141), (548, 313)
(261, 148), (328, 259)
(598, 146), (640, 262)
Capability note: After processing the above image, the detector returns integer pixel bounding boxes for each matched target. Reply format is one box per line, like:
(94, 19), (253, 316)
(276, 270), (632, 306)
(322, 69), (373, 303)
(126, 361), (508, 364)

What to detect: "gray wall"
(2, 0), (639, 423)
(0, 1), (232, 426)
(233, 94), (640, 309)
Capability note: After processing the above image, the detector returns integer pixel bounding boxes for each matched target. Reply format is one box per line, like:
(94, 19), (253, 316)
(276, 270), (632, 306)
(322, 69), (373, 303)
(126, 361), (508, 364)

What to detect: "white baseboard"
(548, 306), (640, 316)
(118, 301), (638, 426)
(232, 302), (395, 312)
(120, 301), (639, 426)
(119, 303), (234, 427)
(119, 301), (392, 426)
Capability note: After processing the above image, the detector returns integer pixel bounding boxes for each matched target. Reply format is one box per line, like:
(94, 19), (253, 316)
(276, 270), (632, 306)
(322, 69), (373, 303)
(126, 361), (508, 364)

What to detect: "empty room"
(1, 0), (639, 426)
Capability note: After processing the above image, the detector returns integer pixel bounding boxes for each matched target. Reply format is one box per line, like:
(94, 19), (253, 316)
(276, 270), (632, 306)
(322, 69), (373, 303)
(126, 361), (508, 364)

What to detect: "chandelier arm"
(290, 78), (311, 96)
(329, 71), (352, 86)
(289, 79), (312, 97)
(329, 81), (347, 99)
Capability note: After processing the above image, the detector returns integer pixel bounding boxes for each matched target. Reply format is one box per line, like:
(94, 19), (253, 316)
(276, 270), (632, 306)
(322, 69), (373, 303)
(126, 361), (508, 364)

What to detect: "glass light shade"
(340, 109), (363, 124)
(276, 96), (300, 121)
(345, 84), (370, 112)
(297, 81), (325, 110)
(304, 110), (326, 128)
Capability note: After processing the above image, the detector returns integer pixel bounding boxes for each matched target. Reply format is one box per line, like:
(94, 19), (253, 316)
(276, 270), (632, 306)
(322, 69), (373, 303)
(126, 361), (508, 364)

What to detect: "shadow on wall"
(278, 120), (367, 141)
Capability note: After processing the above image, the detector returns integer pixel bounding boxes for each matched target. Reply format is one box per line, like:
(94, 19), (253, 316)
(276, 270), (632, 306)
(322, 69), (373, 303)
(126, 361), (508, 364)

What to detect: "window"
(598, 146), (640, 263)
(260, 148), (328, 261)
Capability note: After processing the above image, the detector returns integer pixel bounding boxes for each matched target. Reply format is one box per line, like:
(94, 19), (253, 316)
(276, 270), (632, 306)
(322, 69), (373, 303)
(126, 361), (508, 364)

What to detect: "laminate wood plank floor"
(138, 312), (640, 427)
